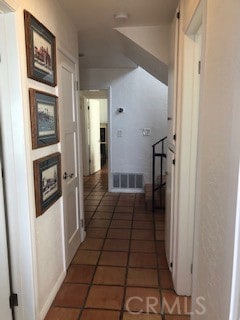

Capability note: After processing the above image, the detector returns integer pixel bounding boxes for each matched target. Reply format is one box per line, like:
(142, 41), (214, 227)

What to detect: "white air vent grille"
(112, 173), (143, 189)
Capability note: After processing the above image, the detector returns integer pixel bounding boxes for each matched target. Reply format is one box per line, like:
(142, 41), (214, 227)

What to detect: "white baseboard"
(39, 270), (66, 320)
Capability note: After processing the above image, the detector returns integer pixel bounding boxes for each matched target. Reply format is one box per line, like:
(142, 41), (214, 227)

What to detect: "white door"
(58, 51), (82, 267)
(165, 8), (179, 268)
(172, 22), (202, 294)
(89, 99), (100, 174)
(0, 156), (13, 320)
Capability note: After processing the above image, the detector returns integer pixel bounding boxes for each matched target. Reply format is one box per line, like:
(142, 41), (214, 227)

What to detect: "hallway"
(45, 169), (191, 320)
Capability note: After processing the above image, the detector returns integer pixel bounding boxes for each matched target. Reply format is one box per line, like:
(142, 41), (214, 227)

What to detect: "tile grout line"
(119, 193), (135, 320)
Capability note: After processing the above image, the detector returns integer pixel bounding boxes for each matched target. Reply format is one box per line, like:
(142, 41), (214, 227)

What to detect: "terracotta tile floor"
(45, 168), (191, 320)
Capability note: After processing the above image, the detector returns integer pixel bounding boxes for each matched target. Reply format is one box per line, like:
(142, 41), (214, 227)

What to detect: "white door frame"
(88, 99), (101, 174)
(80, 87), (112, 190)
(172, 0), (205, 295)
(107, 87), (112, 191)
(0, 151), (12, 319)
(0, 1), (37, 319)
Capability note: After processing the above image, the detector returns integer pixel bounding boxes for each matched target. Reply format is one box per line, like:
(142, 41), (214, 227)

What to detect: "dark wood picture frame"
(24, 10), (57, 86)
(33, 153), (62, 217)
(29, 89), (59, 149)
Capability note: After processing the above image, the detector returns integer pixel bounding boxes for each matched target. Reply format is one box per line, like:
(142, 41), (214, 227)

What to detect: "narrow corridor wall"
(2, 0), (79, 319)
(182, 0), (240, 318)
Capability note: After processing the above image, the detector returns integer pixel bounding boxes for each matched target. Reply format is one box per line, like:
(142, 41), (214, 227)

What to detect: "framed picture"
(24, 10), (57, 86)
(29, 89), (59, 149)
(33, 153), (62, 217)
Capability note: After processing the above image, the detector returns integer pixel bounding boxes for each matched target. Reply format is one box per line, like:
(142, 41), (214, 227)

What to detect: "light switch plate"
(117, 130), (123, 137)
(142, 128), (151, 136)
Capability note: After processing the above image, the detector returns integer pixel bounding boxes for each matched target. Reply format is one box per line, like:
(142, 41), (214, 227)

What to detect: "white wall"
(116, 26), (170, 65)
(80, 67), (168, 186)
(99, 99), (108, 123)
(1, 0), (79, 319)
(184, 0), (240, 318)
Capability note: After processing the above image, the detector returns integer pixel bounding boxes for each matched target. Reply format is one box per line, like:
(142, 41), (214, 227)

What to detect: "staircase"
(144, 177), (166, 211)
(145, 136), (167, 212)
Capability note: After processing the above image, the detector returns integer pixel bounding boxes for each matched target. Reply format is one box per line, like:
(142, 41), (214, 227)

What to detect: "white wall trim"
(0, 0), (19, 12)
(229, 161), (240, 319)
(107, 86), (112, 192)
(58, 46), (78, 66)
(39, 270), (66, 320)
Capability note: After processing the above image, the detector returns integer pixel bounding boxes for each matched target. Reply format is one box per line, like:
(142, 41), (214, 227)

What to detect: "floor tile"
(131, 229), (154, 240)
(53, 283), (88, 308)
(107, 228), (131, 239)
(155, 242), (165, 254)
(129, 252), (157, 268)
(80, 309), (120, 320)
(117, 201), (135, 207)
(87, 228), (107, 238)
(127, 268), (159, 287)
(101, 200), (118, 206)
(155, 230), (165, 241)
(123, 313), (162, 320)
(88, 219), (110, 228)
(131, 240), (155, 253)
(90, 192), (105, 196)
(85, 212), (95, 219)
(99, 251), (128, 266)
(110, 220), (132, 229)
(79, 238), (104, 250)
(113, 213), (133, 220)
(133, 221), (154, 230)
(84, 199), (100, 206)
(86, 285), (124, 310)
(159, 269), (174, 289)
(64, 265), (95, 283)
(154, 214), (165, 221)
(134, 206), (147, 213)
(93, 211), (113, 219)
(45, 307), (80, 320)
(72, 250), (100, 265)
(155, 221), (165, 230)
(104, 239), (130, 251)
(133, 213), (153, 221)
(115, 207), (134, 213)
(165, 316), (190, 320)
(158, 254), (169, 269)
(93, 266), (126, 285)
(162, 291), (191, 315)
(125, 287), (161, 313)
(87, 195), (103, 201)
(97, 205), (115, 212)
(84, 205), (98, 212)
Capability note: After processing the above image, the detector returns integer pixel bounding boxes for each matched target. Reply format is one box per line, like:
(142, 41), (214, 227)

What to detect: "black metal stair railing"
(152, 136), (167, 212)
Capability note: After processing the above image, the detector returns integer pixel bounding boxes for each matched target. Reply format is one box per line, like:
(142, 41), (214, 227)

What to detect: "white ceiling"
(58, 0), (179, 69)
